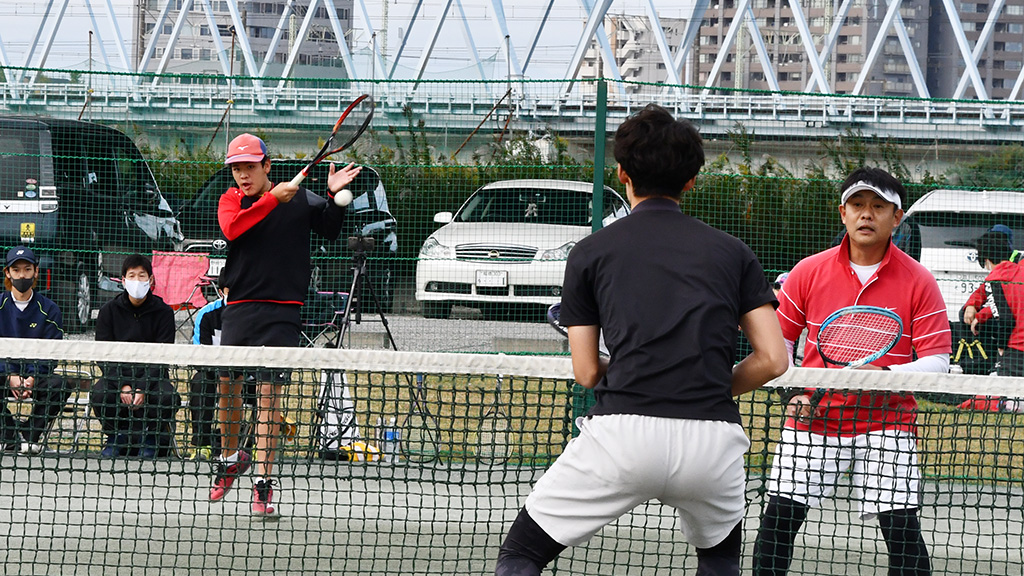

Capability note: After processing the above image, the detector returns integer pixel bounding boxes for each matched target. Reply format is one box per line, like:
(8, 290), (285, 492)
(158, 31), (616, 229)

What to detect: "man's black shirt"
(559, 197), (776, 424)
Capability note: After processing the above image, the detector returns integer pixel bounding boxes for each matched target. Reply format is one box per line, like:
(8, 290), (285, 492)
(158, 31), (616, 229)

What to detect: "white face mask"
(124, 279), (150, 300)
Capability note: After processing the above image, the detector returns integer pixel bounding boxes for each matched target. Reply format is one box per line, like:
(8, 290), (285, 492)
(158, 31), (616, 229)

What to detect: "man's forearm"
(732, 350), (789, 396)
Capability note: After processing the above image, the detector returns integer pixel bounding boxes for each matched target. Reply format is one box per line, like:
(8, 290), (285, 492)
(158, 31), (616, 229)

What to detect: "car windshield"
(904, 211), (1024, 251)
(457, 187), (611, 226)
(0, 130), (41, 200)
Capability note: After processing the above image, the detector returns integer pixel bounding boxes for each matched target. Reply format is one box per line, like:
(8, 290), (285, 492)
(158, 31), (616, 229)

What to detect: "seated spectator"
(90, 254), (180, 459)
(0, 246), (72, 454)
(189, 285), (234, 460)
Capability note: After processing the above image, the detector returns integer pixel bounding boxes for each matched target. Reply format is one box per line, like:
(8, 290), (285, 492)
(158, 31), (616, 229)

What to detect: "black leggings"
(189, 370), (219, 447)
(90, 377), (180, 439)
(495, 507), (742, 576)
(1, 374), (73, 444)
(754, 495), (931, 576)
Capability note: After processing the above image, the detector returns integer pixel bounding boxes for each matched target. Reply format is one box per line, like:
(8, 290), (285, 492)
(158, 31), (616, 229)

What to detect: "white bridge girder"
(0, 0), (1021, 102)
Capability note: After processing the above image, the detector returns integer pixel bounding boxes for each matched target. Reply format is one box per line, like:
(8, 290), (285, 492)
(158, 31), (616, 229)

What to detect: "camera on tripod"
(309, 237), (401, 461)
(347, 235), (375, 254)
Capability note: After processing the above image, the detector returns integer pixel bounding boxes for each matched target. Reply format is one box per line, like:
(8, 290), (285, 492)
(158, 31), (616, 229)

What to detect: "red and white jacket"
(776, 235), (951, 437)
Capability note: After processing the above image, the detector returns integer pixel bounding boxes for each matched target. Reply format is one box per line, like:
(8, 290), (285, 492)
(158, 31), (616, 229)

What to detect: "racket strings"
(314, 97), (375, 162)
(818, 313), (902, 364)
(330, 101), (374, 152)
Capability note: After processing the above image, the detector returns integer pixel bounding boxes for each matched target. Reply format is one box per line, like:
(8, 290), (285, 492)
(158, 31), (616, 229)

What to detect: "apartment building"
(695, 0), (930, 96)
(133, 0), (353, 76)
(927, 0), (1024, 99)
(578, 15), (689, 93)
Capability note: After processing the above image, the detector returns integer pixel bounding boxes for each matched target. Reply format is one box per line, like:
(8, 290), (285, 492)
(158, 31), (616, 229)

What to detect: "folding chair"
(300, 291), (349, 348)
(151, 251), (217, 338)
(44, 362), (98, 454)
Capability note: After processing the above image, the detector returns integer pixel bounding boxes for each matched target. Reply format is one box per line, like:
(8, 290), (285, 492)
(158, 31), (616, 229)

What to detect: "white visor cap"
(840, 181), (902, 210)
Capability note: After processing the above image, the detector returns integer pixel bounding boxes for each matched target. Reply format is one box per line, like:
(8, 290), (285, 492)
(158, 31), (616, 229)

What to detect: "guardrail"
(4, 82), (1024, 142)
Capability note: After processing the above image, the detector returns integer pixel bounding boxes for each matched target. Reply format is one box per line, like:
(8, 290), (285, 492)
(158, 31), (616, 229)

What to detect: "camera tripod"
(307, 235), (399, 460)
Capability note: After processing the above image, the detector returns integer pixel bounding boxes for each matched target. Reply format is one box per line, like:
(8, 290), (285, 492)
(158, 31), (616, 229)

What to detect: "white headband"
(840, 181), (902, 210)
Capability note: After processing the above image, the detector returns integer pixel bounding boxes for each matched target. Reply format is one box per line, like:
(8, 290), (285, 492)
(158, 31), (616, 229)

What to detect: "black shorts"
(219, 302), (301, 383)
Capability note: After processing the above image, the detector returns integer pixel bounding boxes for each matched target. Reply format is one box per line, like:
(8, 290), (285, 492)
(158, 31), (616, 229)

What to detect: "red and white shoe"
(252, 479), (277, 517)
(209, 451), (251, 501)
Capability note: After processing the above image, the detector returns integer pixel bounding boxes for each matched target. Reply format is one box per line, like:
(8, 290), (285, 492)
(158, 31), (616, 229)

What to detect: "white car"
(895, 189), (1024, 322)
(415, 179), (630, 319)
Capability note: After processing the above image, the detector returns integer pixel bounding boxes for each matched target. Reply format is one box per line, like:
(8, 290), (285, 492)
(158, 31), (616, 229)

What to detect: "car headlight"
(419, 237), (454, 259)
(538, 242), (575, 261)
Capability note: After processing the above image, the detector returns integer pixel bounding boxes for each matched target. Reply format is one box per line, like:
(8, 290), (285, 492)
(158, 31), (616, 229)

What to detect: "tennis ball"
(334, 188), (353, 207)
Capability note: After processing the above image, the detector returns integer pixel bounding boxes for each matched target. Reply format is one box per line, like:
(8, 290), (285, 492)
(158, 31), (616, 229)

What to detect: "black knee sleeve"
(878, 508), (931, 576)
(753, 495), (810, 576)
(495, 507), (566, 576)
(695, 521), (742, 576)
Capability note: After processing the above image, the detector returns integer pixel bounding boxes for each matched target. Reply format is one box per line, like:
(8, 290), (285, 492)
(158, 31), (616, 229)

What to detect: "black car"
(178, 161), (398, 313)
(0, 116), (182, 332)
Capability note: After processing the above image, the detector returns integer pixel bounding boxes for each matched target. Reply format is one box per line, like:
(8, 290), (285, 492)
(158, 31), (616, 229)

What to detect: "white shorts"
(525, 414), (750, 549)
(767, 427), (922, 520)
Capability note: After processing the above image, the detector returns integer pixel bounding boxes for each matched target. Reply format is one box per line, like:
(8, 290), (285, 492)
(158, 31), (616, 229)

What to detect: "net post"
(572, 78), (609, 434)
(592, 78), (608, 235)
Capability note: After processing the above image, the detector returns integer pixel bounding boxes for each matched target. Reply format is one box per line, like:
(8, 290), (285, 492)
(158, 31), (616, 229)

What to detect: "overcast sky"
(0, 1), (696, 79)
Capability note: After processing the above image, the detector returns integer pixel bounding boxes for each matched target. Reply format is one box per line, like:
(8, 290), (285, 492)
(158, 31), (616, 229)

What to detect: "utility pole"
(381, 0), (389, 70)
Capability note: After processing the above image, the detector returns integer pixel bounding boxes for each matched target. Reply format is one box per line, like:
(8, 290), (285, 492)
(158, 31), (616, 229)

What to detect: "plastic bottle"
(382, 417), (399, 462)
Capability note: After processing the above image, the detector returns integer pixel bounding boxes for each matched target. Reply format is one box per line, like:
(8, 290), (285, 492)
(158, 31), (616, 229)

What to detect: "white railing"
(4, 82), (1024, 140)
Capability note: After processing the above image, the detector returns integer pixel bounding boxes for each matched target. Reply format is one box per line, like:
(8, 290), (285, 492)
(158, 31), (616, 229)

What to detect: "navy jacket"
(0, 290), (64, 375)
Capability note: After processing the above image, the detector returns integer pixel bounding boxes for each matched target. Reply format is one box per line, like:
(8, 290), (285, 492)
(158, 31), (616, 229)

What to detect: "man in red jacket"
(209, 133), (360, 518)
(964, 230), (1024, 377)
(754, 167), (951, 576)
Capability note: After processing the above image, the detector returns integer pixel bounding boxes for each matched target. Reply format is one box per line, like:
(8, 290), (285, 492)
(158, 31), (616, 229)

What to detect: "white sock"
(221, 451), (240, 463)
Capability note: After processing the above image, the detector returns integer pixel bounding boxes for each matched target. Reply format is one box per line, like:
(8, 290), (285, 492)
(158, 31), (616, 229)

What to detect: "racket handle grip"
(289, 171), (307, 187)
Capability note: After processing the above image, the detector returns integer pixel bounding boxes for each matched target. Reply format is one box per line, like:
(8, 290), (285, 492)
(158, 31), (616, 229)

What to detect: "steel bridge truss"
(1, 0), (1022, 101)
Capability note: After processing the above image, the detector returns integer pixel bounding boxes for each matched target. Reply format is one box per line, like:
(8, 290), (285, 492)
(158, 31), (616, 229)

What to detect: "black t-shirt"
(559, 197), (776, 424)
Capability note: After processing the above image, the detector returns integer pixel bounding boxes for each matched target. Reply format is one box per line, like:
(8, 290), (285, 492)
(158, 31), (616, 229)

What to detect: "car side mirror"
(125, 184), (160, 212)
(434, 211), (453, 224)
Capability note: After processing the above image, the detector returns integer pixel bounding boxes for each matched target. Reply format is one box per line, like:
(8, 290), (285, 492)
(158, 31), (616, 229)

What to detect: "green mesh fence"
(1, 342), (1023, 575)
(0, 67), (1023, 574)
(1, 68), (1021, 345)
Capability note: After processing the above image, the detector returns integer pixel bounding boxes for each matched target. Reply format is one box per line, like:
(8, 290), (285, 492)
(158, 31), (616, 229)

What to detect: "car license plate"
(476, 270), (508, 287)
(208, 258), (226, 277)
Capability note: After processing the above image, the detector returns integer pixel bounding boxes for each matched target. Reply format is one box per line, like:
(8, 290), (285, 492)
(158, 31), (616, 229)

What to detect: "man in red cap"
(210, 133), (360, 518)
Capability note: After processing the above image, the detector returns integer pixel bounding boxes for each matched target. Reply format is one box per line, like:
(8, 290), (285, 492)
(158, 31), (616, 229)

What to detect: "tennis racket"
(289, 93), (375, 187)
(475, 371), (513, 466)
(546, 302), (567, 337)
(547, 302), (609, 356)
(804, 305), (904, 415)
(399, 373), (440, 464)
